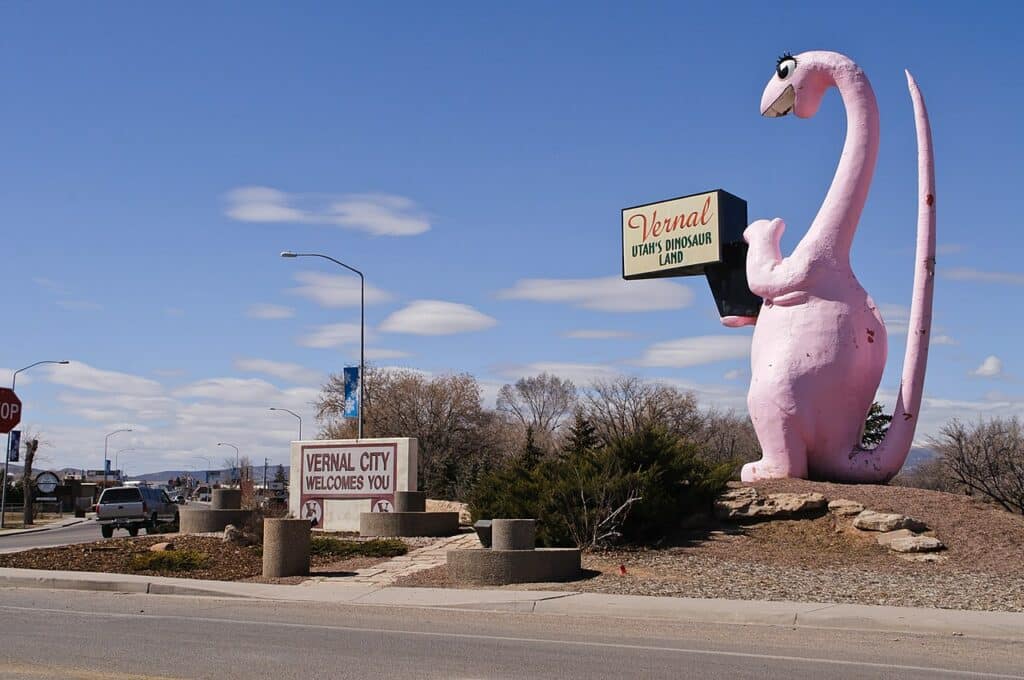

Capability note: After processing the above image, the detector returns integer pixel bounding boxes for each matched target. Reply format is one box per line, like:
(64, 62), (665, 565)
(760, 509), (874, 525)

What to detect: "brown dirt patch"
(392, 483), (1024, 611)
(0, 533), (404, 582)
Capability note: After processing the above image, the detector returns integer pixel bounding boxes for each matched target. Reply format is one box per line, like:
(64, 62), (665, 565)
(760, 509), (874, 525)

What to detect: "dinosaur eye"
(776, 56), (797, 79)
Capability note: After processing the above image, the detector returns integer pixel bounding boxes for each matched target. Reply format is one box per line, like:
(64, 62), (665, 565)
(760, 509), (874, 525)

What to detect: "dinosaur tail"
(846, 70), (936, 483)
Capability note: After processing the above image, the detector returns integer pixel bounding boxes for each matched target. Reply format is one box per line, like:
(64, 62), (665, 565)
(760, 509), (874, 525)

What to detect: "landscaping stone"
(875, 529), (916, 546)
(148, 541), (175, 552)
(714, 488), (826, 521)
(223, 524), (245, 544)
(853, 510), (928, 532)
(828, 499), (865, 516)
(888, 535), (944, 553)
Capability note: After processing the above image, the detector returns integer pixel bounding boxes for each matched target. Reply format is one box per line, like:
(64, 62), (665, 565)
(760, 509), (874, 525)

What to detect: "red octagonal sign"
(0, 388), (22, 434)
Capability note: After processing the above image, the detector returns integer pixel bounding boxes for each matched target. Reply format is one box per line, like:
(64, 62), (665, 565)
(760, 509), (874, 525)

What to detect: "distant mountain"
(128, 467), (290, 483)
(903, 446), (938, 471)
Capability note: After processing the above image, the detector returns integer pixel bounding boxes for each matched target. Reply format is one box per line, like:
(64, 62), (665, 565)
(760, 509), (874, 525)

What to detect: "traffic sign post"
(0, 389), (22, 434)
(0, 389), (23, 528)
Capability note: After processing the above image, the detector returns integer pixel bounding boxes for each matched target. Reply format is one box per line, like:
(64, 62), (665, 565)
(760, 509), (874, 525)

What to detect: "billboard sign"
(299, 441), (396, 499)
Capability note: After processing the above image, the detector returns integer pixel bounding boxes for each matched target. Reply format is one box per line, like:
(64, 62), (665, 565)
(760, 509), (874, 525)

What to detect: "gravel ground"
(393, 483), (1024, 612)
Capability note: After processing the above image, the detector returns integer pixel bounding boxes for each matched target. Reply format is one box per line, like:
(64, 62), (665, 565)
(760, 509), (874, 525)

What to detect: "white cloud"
(723, 368), (747, 380)
(224, 186), (431, 236)
(234, 358), (322, 385)
(246, 303), (295, 320)
(289, 271), (392, 308)
(499, 276), (693, 312)
(932, 335), (958, 346)
(46, 362), (162, 396)
(174, 377), (298, 404)
(971, 355), (1003, 378)
(936, 243), (964, 256)
(637, 335), (752, 368)
(497, 362), (620, 384)
(58, 392), (178, 422)
(944, 267), (1024, 285)
(298, 323), (362, 348)
(563, 329), (635, 340)
(380, 300), (497, 336)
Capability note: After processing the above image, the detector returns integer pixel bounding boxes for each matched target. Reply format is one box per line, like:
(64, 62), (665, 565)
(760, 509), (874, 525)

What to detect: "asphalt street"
(1, 588), (1022, 679)
(0, 519), (104, 553)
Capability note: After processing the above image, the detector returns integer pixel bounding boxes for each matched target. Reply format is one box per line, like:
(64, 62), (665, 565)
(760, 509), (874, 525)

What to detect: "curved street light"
(103, 429), (132, 487)
(1, 360), (70, 528)
(281, 251), (364, 439)
(114, 447), (135, 480)
(269, 407), (302, 440)
(217, 442), (240, 486)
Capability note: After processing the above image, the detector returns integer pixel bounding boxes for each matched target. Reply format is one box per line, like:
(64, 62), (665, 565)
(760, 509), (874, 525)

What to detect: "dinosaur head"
(761, 50), (850, 119)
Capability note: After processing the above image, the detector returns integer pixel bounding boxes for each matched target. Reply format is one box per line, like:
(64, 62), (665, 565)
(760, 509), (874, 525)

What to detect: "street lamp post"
(114, 448), (135, 481)
(103, 429), (132, 488)
(1, 360), (70, 528)
(281, 251), (364, 439)
(269, 407), (302, 440)
(217, 442), (240, 486)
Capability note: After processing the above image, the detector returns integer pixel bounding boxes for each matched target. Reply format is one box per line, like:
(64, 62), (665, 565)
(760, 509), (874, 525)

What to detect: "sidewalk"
(2, 565), (1023, 641)
(0, 517), (87, 537)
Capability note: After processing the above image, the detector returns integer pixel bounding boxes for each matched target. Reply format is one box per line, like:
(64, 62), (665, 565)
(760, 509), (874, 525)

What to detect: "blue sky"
(3, 2), (1023, 474)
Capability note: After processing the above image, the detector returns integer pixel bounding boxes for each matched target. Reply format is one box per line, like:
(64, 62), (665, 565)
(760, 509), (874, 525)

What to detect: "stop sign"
(0, 388), (22, 434)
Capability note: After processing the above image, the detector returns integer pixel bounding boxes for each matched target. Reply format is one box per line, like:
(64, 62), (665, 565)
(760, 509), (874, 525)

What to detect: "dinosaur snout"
(762, 84), (796, 117)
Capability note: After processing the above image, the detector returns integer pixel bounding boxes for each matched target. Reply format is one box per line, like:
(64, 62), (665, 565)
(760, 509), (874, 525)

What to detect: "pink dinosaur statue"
(722, 50), (936, 483)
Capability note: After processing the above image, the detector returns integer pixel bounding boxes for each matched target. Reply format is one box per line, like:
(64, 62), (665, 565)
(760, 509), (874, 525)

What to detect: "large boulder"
(874, 529), (916, 547)
(714, 488), (827, 521)
(887, 535), (944, 553)
(853, 510), (928, 533)
(828, 499), (865, 517)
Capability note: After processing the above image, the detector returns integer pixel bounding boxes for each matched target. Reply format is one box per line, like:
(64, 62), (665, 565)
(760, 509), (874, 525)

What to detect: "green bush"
(469, 423), (733, 548)
(309, 537), (407, 559)
(129, 550), (208, 572)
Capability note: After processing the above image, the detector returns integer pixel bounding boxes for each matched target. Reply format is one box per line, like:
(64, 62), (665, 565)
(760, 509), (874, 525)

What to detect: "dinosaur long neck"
(806, 67), (879, 267)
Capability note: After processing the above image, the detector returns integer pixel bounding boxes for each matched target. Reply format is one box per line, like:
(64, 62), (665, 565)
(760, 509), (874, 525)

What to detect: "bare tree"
(580, 376), (705, 445)
(317, 366), (510, 499)
(693, 407), (761, 468)
(21, 438), (39, 526)
(930, 418), (1024, 514)
(496, 373), (577, 451)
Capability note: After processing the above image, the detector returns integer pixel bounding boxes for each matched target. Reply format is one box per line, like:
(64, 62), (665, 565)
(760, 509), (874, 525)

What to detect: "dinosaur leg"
(741, 406), (809, 481)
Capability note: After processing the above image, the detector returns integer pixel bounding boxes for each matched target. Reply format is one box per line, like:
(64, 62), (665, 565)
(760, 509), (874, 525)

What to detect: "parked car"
(95, 487), (148, 538)
(172, 494), (187, 504)
(139, 487), (179, 526)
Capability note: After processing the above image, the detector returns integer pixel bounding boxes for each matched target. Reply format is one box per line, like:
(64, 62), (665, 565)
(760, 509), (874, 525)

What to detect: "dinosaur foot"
(741, 460), (804, 482)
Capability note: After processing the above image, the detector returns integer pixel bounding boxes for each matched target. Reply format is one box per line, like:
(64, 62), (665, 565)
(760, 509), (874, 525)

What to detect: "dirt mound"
(751, 479), (1024, 575)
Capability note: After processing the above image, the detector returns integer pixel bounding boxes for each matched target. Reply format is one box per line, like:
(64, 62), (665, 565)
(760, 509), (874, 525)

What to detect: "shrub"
(469, 424), (733, 548)
(129, 550), (208, 572)
(309, 537), (407, 559)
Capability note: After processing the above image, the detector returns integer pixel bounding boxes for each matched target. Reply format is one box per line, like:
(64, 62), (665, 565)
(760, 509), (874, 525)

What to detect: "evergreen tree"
(563, 413), (601, 456)
(273, 464), (287, 485)
(861, 402), (892, 448)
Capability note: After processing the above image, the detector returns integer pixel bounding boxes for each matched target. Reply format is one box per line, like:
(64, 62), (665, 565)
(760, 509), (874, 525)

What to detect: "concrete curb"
(0, 518), (88, 537)
(2, 567), (1023, 641)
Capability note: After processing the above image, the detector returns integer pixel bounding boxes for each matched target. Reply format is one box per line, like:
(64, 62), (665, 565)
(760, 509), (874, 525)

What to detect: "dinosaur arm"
(744, 218), (813, 298)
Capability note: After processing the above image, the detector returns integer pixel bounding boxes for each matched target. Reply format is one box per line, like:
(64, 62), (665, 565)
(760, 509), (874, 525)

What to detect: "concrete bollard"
(491, 519), (536, 550)
(262, 518), (311, 578)
(211, 488), (242, 510)
(394, 491), (427, 513)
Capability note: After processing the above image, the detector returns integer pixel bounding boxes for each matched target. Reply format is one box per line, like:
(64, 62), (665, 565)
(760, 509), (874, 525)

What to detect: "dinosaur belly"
(748, 292), (887, 472)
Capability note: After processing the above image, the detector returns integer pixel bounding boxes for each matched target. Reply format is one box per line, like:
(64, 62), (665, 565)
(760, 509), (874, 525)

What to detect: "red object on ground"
(619, 564), (627, 576)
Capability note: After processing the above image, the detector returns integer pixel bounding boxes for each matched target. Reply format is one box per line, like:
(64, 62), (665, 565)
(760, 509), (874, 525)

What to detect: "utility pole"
(263, 458), (268, 489)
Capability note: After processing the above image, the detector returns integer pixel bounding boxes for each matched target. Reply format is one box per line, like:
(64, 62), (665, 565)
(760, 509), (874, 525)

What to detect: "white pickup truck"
(95, 487), (150, 538)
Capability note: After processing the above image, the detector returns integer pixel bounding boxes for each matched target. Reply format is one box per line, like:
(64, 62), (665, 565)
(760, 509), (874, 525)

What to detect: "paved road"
(0, 519), (104, 553)
(1, 588), (1022, 679)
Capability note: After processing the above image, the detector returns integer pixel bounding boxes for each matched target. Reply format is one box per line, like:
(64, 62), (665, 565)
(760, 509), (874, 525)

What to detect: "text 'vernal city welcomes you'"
(300, 442), (396, 497)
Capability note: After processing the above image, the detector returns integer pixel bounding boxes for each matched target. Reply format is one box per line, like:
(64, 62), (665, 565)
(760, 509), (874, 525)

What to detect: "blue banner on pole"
(343, 366), (360, 419)
(8, 430), (20, 463)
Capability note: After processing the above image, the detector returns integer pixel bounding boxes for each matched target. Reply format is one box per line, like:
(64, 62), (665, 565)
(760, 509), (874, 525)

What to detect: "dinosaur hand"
(744, 218), (786, 251)
(721, 315), (758, 328)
